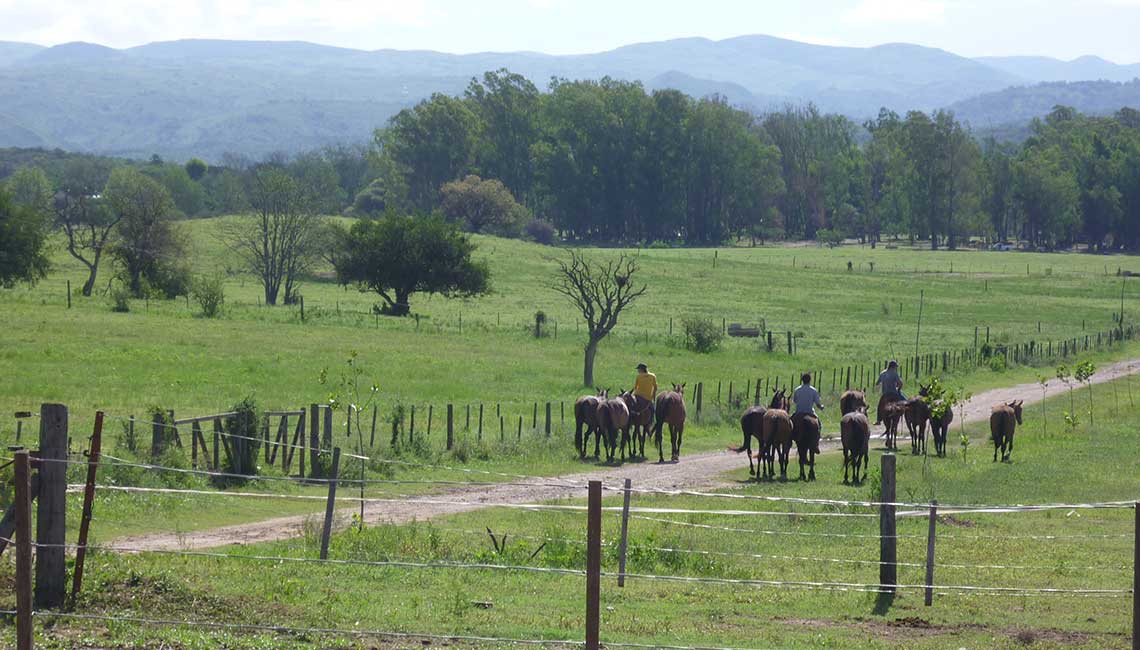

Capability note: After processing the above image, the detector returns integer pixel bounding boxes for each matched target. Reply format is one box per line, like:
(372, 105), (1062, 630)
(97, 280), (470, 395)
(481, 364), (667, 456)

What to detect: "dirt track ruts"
(112, 358), (1140, 551)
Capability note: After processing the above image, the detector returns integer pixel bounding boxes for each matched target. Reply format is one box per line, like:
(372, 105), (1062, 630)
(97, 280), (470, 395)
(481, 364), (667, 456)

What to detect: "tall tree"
(226, 168), (322, 306)
(334, 215), (490, 316)
(380, 93), (481, 211)
(438, 174), (529, 236)
(465, 69), (541, 203)
(54, 158), (116, 296)
(5, 166), (53, 217)
(553, 252), (647, 387)
(105, 168), (189, 297)
(0, 190), (51, 287)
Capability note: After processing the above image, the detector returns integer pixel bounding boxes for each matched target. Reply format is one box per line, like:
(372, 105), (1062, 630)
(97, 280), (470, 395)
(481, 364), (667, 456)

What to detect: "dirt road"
(113, 358), (1138, 551)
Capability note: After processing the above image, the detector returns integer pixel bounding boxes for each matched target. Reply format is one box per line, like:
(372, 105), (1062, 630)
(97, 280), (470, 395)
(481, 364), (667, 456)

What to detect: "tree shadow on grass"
(872, 590), (896, 616)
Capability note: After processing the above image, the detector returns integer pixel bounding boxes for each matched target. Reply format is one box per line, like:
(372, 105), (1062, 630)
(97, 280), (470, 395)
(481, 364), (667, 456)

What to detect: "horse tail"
(736, 414), (751, 454)
(599, 403), (613, 439)
(653, 398), (670, 437)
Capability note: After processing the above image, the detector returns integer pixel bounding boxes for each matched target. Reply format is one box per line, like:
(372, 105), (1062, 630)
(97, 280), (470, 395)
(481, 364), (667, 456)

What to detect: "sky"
(2, 0), (1139, 63)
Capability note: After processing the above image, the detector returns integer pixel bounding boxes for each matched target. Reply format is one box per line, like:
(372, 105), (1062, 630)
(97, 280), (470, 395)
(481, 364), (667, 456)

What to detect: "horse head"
(595, 386), (606, 397)
(1010, 400), (1023, 424)
(673, 383), (685, 395)
(768, 389), (788, 410)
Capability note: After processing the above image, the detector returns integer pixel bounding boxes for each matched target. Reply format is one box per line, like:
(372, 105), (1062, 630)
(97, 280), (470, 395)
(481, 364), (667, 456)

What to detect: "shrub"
(683, 317), (724, 353)
(524, 219), (556, 245)
(988, 354), (1007, 372)
(192, 275), (226, 318)
(221, 397), (260, 480)
(110, 283), (132, 313)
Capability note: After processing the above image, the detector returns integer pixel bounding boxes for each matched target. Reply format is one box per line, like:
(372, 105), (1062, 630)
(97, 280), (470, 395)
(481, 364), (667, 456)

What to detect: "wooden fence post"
(767, 331), (773, 352)
(787, 330), (793, 354)
(370, 405), (377, 448)
(309, 404), (319, 478)
(319, 448), (341, 560)
(66, 280), (71, 309)
(545, 402), (552, 437)
(323, 406), (333, 448)
(585, 480), (602, 650)
(478, 404), (484, 440)
(428, 405), (433, 436)
(14, 450), (33, 650)
(517, 415), (523, 440)
(695, 382), (703, 422)
(879, 454), (897, 594)
(447, 404), (454, 450)
(151, 411), (164, 458)
(36, 403), (67, 609)
(618, 478), (632, 588)
(71, 411), (103, 605)
(925, 501), (937, 606)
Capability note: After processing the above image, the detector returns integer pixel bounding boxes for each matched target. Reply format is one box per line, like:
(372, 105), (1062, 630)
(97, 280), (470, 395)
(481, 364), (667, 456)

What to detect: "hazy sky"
(3, 0), (1139, 62)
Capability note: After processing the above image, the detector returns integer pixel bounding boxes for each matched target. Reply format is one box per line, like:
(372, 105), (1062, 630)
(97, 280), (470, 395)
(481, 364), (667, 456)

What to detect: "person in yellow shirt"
(632, 363), (658, 427)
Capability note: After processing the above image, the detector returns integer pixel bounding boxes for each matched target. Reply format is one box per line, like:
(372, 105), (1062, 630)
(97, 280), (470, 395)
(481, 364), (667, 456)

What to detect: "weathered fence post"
(37, 403), (67, 609)
(532, 403), (538, 430)
(428, 405), (433, 436)
(618, 478), (632, 588)
(309, 404), (319, 478)
(925, 500), (938, 606)
(71, 411), (104, 605)
(879, 453), (897, 594)
(787, 330), (793, 354)
(14, 450), (33, 650)
(151, 411), (164, 458)
(323, 406), (333, 448)
(319, 448), (341, 560)
(517, 415), (523, 440)
(767, 330), (773, 352)
(695, 382), (703, 422)
(585, 480), (602, 650)
(370, 405), (377, 448)
(446, 404), (454, 450)
(478, 404), (484, 440)
(66, 280), (71, 309)
(545, 402), (552, 437)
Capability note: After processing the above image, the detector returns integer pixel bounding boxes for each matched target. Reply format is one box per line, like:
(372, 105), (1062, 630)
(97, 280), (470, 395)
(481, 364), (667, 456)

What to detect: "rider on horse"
(632, 363), (658, 427)
(791, 372), (824, 453)
(874, 360), (907, 425)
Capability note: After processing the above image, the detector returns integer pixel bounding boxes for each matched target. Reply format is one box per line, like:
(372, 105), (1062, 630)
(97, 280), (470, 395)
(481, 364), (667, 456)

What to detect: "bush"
(110, 283), (132, 312)
(192, 275), (226, 318)
(683, 317), (724, 353)
(221, 397), (260, 480)
(525, 219), (556, 245)
(988, 354), (1008, 372)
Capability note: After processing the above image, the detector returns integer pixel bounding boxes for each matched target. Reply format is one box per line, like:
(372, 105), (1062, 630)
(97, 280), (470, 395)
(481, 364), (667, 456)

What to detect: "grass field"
(1, 377), (1135, 649)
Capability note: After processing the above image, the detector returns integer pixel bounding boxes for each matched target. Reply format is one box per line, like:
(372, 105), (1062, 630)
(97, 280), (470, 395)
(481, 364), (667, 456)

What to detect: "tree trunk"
(390, 290), (411, 317)
(80, 250), (101, 297)
(583, 337), (600, 387)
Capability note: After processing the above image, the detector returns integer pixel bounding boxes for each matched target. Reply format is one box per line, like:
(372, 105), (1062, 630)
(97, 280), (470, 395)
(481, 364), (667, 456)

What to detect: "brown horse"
(596, 395), (630, 463)
(792, 412), (821, 481)
(839, 390), (868, 416)
(760, 390), (793, 480)
(652, 384), (687, 463)
(990, 400), (1023, 463)
(840, 412), (871, 484)
(905, 388), (932, 456)
(881, 399), (907, 451)
(574, 388), (608, 458)
(620, 391), (653, 459)
(930, 404), (953, 458)
(735, 405), (767, 476)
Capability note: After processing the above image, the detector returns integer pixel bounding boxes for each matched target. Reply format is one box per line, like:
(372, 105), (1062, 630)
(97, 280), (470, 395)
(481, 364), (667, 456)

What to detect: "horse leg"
(797, 442), (807, 480)
(656, 428), (665, 464)
(993, 436), (999, 462)
(808, 448), (816, 481)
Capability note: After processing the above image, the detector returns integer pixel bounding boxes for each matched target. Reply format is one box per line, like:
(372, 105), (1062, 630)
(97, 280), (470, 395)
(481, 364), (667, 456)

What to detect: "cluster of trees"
(375, 70), (1140, 250)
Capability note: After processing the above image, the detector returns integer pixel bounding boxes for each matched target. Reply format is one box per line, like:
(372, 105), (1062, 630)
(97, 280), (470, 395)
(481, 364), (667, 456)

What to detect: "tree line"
(374, 70), (1140, 250)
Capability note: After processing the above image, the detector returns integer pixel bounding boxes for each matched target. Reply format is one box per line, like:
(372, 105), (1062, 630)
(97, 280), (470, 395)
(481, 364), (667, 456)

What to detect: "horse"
(840, 412), (871, 485)
(792, 412), (821, 481)
(990, 400), (1023, 463)
(930, 404), (953, 458)
(652, 384), (687, 463)
(905, 388), (932, 455)
(595, 395), (630, 463)
(760, 390), (793, 480)
(734, 405), (767, 476)
(881, 400), (907, 451)
(574, 388), (608, 458)
(620, 391), (653, 459)
(839, 390), (867, 416)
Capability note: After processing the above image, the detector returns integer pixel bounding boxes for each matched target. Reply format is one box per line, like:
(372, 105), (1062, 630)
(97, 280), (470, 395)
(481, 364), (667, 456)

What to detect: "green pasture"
(1, 377), (1136, 649)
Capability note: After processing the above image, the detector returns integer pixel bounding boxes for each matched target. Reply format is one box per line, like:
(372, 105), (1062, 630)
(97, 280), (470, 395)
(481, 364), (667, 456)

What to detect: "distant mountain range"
(0, 35), (1136, 161)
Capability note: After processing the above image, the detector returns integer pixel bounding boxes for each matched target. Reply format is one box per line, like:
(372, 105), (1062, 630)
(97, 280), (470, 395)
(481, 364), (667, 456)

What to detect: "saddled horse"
(929, 403), (953, 458)
(595, 394), (630, 463)
(620, 391), (653, 459)
(734, 405), (767, 477)
(760, 390), (793, 480)
(792, 411), (821, 481)
(839, 390), (868, 416)
(990, 400), (1023, 463)
(840, 411), (871, 484)
(881, 399), (907, 451)
(652, 384), (687, 463)
(574, 388), (608, 458)
(905, 387), (932, 455)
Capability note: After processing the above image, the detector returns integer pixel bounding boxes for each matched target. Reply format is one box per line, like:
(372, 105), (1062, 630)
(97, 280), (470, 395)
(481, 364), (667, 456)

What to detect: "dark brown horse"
(839, 390), (868, 416)
(990, 400), (1023, 463)
(840, 412), (871, 484)
(596, 395), (630, 463)
(574, 388), (607, 458)
(735, 405), (767, 476)
(652, 384), (687, 463)
(620, 391), (653, 459)
(792, 412), (821, 481)
(760, 390), (793, 480)
(905, 388), (932, 456)
(881, 400), (907, 451)
(930, 404), (954, 458)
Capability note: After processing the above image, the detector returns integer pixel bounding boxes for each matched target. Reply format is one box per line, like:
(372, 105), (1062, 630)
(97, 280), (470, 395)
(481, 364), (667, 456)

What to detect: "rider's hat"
(635, 363), (648, 371)
(888, 359), (899, 368)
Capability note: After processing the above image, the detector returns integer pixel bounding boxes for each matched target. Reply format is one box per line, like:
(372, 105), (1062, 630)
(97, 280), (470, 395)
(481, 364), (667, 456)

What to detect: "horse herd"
(573, 382), (1026, 484)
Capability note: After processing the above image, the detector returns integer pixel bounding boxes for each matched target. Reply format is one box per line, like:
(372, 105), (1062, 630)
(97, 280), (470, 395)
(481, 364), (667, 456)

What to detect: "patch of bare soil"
(111, 358), (1140, 552)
